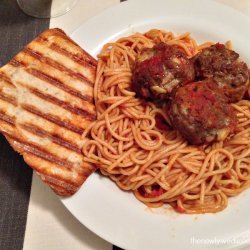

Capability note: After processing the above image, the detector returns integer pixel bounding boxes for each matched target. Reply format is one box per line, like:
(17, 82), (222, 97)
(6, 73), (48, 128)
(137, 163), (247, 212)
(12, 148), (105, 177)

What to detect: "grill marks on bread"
(0, 28), (97, 196)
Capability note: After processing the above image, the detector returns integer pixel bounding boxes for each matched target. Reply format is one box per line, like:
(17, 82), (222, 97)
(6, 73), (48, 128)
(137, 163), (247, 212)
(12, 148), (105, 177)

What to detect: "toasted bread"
(0, 28), (97, 196)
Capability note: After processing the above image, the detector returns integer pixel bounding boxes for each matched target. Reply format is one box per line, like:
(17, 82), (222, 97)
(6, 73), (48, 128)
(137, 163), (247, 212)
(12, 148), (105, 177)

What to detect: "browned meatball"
(168, 80), (237, 145)
(193, 43), (249, 103)
(132, 43), (195, 100)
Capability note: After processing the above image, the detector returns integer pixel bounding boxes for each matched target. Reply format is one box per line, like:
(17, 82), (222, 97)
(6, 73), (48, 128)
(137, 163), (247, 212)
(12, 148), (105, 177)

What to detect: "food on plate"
(82, 29), (250, 213)
(132, 42), (195, 100)
(193, 43), (249, 103)
(0, 28), (97, 196)
(168, 79), (237, 145)
(1, 27), (249, 214)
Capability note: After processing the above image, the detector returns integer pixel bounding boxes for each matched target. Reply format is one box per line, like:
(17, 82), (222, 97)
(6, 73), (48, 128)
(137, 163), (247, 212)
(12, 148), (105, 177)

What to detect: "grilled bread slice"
(0, 28), (97, 196)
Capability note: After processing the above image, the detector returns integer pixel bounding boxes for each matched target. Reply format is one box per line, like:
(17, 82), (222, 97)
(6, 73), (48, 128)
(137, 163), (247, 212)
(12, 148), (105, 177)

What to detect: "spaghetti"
(82, 29), (250, 214)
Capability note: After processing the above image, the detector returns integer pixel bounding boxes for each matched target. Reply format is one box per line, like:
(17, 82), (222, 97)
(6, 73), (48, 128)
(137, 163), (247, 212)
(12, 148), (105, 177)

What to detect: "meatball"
(132, 43), (195, 100)
(168, 80), (237, 145)
(193, 43), (249, 103)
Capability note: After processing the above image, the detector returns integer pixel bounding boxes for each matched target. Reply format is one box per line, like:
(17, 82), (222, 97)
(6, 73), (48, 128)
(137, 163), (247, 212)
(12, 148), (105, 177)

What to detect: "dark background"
(0, 1), (50, 249)
(0, 1), (125, 249)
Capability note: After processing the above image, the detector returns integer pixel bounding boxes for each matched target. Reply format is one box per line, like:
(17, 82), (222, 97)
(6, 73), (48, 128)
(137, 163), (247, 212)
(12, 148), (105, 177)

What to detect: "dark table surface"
(0, 1), (50, 249)
(0, 2), (125, 250)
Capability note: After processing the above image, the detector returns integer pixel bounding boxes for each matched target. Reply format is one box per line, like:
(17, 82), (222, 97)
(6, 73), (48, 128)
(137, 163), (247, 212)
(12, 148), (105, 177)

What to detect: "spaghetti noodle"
(82, 29), (250, 214)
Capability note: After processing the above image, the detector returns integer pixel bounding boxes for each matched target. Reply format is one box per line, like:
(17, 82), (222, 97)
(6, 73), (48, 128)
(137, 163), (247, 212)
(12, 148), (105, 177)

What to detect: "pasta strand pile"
(82, 29), (250, 213)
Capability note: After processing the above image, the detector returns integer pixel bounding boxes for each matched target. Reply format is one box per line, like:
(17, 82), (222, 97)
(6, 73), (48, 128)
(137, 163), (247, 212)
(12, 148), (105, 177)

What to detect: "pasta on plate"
(82, 29), (250, 214)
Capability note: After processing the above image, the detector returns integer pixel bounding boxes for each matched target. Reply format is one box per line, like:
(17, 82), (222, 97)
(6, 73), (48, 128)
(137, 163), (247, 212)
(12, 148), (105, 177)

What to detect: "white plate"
(61, 1), (250, 249)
